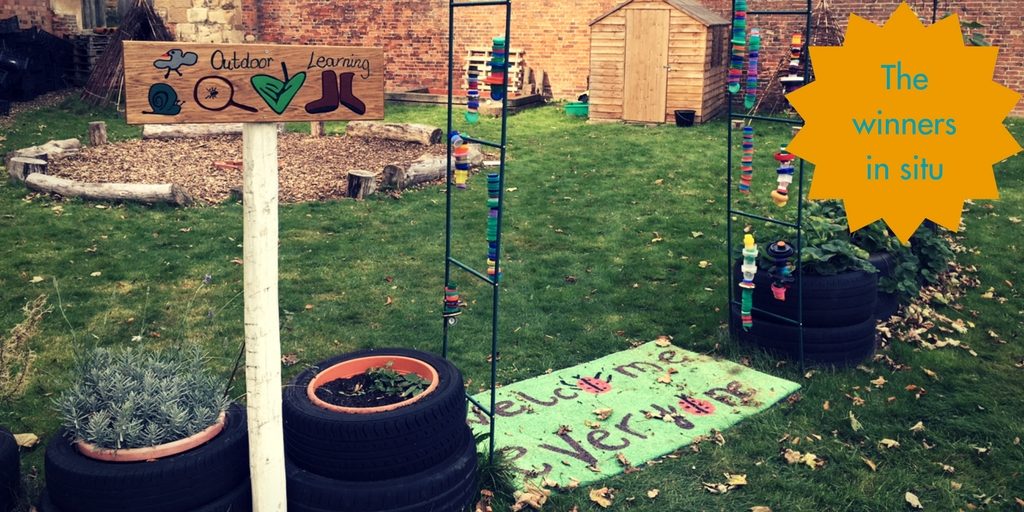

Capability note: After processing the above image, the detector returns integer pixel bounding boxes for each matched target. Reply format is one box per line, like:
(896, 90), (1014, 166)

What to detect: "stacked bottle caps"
(766, 241), (795, 301)
(738, 125), (754, 193)
(466, 69), (480, 124)
(449, 131), (470, 189)
(728, 0), (747, 94)
(744, 28), (760, 109)
(486, 173), (501, 281)
(485, 37), (507, 101)
(780, 34), (805, 93)
(443, 283), (462, 317)
(772, 146), (796, 207)
(739, 234), (758, 330)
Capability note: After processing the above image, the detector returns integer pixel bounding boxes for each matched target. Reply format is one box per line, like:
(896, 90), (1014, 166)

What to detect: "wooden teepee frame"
(82, 0), (173, 107)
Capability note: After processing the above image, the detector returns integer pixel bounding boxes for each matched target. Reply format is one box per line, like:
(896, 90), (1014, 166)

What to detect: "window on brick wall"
(711, 27), (724, 68)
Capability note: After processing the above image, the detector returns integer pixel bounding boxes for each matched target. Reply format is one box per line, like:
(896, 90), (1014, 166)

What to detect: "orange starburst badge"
(787, 3), (1021, 242)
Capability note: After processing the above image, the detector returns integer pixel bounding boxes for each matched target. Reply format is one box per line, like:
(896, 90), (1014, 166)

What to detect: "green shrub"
(55, 347), (230, 450)
(755, 200), (876, 276)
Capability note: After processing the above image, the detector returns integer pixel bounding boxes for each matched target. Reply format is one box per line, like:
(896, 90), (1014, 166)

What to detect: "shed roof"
(590, 0), (730, 27)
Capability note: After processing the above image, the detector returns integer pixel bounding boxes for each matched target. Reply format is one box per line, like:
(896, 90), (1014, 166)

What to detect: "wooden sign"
(123, 42), (384, 124)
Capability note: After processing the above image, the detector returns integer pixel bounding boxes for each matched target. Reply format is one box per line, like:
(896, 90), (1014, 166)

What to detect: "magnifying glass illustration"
(193, 75), (258, 113)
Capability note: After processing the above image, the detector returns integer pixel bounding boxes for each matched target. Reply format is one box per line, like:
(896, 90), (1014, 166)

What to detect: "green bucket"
(565, 102), (589, 117)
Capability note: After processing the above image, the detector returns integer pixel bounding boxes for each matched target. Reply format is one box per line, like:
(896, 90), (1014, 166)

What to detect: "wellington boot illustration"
(305, 69), (340, 114)
(304, 70), (367, 115)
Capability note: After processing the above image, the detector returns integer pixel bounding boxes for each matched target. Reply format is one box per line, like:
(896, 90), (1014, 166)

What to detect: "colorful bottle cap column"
(766, 240), (795, 301)
(485, 36), (507, 101)
(780, 34), (806, 93)
(728, 0), (747, 94)
(450, 131), (470, 189)
(466, 67), (481, 124)
(486, 173), (501, 281)
(443, 282), (462, 317)
(739, 234), (758, 330)
(744, 28), (760, 110)
(772, 146), (796, 207)
(739, 125), (754, 193)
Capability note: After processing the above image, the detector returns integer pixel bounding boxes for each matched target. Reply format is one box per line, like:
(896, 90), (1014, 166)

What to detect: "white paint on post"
(242, 122), (288, 512)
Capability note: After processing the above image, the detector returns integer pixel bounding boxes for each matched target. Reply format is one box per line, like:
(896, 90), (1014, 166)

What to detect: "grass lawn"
(1, 95), (1022, 511)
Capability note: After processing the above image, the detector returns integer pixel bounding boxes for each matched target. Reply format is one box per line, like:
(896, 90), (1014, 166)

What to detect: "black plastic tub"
(675, 109), (696, 127)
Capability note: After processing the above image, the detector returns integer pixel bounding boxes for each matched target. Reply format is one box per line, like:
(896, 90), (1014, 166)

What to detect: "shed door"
(623, 9), (670, 123)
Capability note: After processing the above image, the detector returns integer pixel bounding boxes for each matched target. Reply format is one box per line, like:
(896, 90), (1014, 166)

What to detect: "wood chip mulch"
(50, 133), (445, 204)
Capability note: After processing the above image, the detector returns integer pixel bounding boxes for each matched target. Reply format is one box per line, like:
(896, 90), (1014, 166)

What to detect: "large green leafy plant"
(762, 200), (876, 276)
(56, 347), (229, 450)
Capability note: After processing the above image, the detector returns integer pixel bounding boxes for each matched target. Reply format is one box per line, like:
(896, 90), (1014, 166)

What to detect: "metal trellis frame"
(442, 0), (512, 461)
(726, 0), (813, 370)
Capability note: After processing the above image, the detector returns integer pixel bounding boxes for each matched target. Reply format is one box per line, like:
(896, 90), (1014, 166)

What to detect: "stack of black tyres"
(40, 403), (252, 512)
(1, 427), (19, 512)
(869, 253), (900, 320)
(283, 348), (478, 512)
(731, 262), (878, 365)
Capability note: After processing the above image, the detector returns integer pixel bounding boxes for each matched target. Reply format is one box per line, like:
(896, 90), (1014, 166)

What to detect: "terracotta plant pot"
(307, 355), (439, 414)
(75, 411), (227, 462)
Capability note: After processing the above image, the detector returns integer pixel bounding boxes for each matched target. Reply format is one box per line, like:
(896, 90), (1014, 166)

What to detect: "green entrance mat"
(468, 340), (800, 487)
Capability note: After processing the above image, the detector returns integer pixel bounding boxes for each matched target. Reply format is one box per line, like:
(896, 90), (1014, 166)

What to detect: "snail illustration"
(143, 83), (183, 116)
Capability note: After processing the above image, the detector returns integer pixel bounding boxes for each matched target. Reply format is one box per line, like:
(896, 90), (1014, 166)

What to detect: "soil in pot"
(311, 372), (423, 407)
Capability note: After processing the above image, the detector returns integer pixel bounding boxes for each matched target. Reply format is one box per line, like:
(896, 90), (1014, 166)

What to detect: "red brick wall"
(250, 0), (1022, 114)
(0, 0), (54, 34)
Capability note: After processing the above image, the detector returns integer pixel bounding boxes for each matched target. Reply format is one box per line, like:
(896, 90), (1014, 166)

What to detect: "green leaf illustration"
(251, 63), (306, 115)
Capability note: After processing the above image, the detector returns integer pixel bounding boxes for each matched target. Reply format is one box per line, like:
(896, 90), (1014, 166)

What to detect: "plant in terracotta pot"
(42, 347), (251, 512)
(283, 348), (478, 512)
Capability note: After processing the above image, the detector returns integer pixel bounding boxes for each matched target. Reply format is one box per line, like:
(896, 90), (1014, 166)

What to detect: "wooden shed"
(588, 0), (729, 124)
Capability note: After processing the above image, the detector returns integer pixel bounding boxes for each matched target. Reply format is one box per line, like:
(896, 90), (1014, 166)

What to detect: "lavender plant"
(56, 347), (230, 450)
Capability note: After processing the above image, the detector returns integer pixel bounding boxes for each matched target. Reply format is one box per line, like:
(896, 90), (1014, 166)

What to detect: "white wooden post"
(242, 122), (288, 511)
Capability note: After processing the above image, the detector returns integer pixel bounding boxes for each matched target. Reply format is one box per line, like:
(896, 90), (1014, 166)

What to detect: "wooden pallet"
(464, 47), (526, 94)
(71, 34), (111, 86)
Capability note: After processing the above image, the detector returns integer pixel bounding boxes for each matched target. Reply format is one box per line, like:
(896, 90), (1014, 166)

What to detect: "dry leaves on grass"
(589, 487), (614, 508)
(905, 492), (924, 509)
(511, 482), (551, 511)
(703, 473), (747, 494)
(14, 433), (39, 448)
(646, 489), (659, 499)
(593, 408), (613, 420)
(879, 438), (901, 449)
(50, 134), (444, 204)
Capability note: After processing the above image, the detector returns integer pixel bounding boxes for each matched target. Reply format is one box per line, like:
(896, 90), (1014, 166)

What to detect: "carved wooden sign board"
(123, 42), (384, 124)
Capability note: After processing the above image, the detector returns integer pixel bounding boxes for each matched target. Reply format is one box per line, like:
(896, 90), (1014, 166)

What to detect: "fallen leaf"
(14, 433), (39, 448)
(905, 491), (923, 509)
(657, 373), (672, 384)
(654, 335), (672, 347)
(910, 421), (926, 433)
(512, 483), (550, 511)
(783, 448), (802, 465)
(281, 353), (299, 366)
(800, 452), (825, 470)
(384, 296), (393, 306)
(541, 478), (558, 489)
(615, 452), (631, 467)
(861, 457), (877, 472)
(304, 304), (314, 310)
(567, 478), (580, 489)
(90, 271), (102, 277)
(923, 368), (939, 380)
(30, 276), (44, 283)
(589, 487), (613, 508)
(880, 438), (901, 449)
(936, 462), (955, 474)
(651, 233), (664, 243)
(823, 400), (830, 411)
(726, 473), (748, 486)
(691, 231), (704, 238)
(647, 489), (659, 499)
(593, 408), (613, 420)
(698, 260), (711, 269)
(750, 508), (773, 512)
(849, 411), (863, 432)
(230, 258), (244, 265)
(870, 376), (887, 388)
(951, 481), (963, 491)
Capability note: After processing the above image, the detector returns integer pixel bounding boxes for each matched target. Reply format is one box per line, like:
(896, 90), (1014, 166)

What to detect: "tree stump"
(347, 170), (377, 199)
(345, 122), (443, 145)
(88, 121), (108, 146)
(381, 145), (485, 191)
(8, 157), (48, 182)
(310, 122), (326, 137)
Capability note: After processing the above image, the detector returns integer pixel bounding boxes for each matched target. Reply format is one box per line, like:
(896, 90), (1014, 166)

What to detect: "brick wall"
(246, 0), (1021, 115)
(0, 0), (54, 34)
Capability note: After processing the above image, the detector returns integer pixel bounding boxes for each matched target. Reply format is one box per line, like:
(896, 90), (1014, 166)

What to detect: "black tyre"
(44, 403), (249, 512)
(734, 262), (877, 327)
(283, 348), (467, 482)
(40, 481), (251, 512)
(0, 427), (18, 512)
(287, 426), (478, 512)
(730, 304), (877, 365)
(874, 291), (899, 321)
